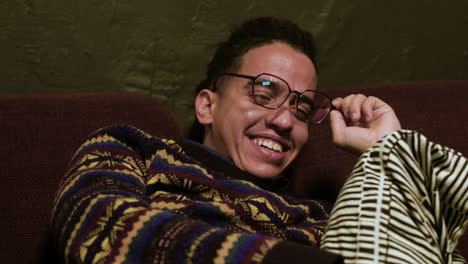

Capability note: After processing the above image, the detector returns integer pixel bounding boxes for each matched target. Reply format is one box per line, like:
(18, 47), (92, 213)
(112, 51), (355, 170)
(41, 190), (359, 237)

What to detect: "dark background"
(2, 0), (468, 133)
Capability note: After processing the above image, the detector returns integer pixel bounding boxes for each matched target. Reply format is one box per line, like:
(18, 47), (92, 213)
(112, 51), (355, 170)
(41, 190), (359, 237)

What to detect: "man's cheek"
(244, 109), (267, 123)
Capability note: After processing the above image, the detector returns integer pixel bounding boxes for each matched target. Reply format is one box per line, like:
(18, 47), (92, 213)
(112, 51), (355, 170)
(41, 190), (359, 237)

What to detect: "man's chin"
(244, 164), (284, 179)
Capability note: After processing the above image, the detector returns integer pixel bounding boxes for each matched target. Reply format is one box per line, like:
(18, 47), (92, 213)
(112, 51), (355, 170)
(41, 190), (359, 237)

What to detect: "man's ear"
(195, 89), (217, 125)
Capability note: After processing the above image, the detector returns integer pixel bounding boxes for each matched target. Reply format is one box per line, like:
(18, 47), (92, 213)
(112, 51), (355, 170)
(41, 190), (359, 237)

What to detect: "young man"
(193, 30), (400, 180)
(52, 17), (467, 263)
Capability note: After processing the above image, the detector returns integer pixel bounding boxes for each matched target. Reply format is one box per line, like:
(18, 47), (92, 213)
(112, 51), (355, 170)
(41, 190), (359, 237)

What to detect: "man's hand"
(329, 94), (402, 155)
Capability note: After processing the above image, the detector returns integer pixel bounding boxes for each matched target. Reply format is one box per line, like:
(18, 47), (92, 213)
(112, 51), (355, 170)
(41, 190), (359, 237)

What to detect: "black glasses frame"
(213, 72), (334, 124)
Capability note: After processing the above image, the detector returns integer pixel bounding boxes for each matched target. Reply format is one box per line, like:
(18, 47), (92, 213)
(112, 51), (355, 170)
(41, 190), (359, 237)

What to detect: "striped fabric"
(51, 125), (331, 264)
(321, 130), (468, 264)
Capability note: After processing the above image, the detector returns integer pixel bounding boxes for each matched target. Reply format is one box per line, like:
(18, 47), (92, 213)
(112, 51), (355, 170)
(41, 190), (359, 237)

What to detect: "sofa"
(1, 80), (467, 263)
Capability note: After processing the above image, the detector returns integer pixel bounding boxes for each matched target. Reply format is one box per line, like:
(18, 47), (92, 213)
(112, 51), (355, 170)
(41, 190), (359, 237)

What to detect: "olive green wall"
(2, 0), (468, 133)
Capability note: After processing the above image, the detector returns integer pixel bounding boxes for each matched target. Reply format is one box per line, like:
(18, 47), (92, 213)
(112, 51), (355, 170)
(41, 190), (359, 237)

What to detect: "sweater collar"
(181, 139), (290, 194)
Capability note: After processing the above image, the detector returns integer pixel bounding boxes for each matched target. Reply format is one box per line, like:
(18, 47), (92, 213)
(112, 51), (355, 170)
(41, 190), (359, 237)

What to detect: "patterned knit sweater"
(51, 124), (342, 264)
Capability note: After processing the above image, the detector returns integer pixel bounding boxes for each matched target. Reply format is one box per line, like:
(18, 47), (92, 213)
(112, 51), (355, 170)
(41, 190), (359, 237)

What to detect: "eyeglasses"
(213, 72), (333, 124)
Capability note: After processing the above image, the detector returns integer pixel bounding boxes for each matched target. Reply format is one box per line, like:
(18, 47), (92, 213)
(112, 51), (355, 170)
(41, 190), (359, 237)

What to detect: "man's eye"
(254, 93), (273, 104)
(296, 103), (312, 117)
(297, 109), (310, 116)
(296, 108), (308, 118)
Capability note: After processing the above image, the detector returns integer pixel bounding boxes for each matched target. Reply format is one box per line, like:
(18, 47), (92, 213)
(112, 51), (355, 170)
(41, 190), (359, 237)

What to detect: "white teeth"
(252, 138), (283, 152)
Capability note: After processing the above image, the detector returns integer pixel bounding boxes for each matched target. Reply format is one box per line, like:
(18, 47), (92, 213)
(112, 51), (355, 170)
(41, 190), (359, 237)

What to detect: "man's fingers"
(339, 95), (352, 120)
(362, 96), (377, 122)
(337, 94), (382, 123)
(332, 97), (343, 109)
(337, 94), (367, 122)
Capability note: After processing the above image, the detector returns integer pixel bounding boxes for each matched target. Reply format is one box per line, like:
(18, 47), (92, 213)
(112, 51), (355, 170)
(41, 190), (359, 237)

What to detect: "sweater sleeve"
(51, 125), (341, 264)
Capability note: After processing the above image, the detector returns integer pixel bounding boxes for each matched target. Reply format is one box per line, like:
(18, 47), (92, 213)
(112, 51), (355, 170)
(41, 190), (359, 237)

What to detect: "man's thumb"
(329, 110), (346, 146)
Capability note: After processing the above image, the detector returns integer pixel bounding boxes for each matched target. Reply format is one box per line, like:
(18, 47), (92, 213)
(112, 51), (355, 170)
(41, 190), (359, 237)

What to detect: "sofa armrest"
(0, 93), (183, 264)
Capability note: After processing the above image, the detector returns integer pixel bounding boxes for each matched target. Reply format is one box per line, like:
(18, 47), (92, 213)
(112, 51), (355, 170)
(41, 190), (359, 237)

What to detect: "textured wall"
(2, 0), (468, 132)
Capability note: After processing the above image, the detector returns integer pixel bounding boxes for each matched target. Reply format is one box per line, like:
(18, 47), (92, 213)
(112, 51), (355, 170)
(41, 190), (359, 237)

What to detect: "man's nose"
(265, 104), (295, 132)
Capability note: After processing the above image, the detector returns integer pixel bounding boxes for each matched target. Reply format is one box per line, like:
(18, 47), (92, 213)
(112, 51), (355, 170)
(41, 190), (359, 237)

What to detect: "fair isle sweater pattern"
(51, 124), (331, 264)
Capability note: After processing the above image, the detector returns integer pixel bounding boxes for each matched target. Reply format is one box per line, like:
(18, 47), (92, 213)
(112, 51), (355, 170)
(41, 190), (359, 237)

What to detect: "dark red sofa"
(1, 81), (467, 263)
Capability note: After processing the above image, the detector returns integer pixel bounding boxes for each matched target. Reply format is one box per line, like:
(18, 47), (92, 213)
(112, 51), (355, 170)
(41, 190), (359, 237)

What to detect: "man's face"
(201, 42), (317, 178)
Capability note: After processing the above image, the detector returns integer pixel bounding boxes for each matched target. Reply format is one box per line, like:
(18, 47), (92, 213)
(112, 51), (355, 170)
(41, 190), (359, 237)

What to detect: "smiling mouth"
(252, 138), (284, 152)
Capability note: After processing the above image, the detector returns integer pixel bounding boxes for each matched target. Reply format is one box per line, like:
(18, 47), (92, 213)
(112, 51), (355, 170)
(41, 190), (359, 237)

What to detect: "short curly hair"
(190, 17), (317, 142)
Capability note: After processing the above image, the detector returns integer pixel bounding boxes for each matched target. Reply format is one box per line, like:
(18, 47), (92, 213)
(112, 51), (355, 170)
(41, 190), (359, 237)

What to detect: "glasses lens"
(297, 91), (332, 124)
(252, 74), (289, 108)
